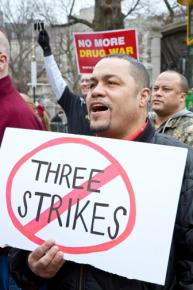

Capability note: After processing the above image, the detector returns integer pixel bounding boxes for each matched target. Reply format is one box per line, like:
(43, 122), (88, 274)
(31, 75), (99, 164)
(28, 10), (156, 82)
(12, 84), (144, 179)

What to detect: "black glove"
(38, 29), (52, 57)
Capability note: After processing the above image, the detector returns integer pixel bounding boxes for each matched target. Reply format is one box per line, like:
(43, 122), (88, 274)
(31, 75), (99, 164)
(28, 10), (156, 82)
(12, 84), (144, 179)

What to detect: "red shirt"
(127, 121), (148, 141)
(0, 75), (43, 145)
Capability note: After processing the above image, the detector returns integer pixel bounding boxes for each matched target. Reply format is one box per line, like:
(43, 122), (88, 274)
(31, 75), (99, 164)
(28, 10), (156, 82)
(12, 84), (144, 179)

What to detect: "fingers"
(43, 250), (65, 277)
(28, 240), (65, 278)
(30, 239), (55, 261)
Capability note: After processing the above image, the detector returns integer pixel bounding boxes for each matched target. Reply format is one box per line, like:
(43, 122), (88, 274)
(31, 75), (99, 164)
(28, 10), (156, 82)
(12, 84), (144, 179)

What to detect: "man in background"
(38, 28), (93, 136)
(51, 110), (64, 124)
(151, 70), (193, 145)
(0, 30), (43, 289)
(50, 110), (66, 132)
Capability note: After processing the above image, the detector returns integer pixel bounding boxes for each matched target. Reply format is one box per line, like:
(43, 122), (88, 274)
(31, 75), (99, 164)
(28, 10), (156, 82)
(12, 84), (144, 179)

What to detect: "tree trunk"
(93, 0), (124, 31)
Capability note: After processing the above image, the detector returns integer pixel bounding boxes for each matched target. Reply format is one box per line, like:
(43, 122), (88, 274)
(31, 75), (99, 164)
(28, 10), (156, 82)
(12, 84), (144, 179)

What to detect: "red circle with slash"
(6, 137), (136, 254)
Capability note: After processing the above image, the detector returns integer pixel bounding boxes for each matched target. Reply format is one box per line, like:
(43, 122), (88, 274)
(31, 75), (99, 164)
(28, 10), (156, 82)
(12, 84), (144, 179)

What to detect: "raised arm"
(38, 29), (67, 101)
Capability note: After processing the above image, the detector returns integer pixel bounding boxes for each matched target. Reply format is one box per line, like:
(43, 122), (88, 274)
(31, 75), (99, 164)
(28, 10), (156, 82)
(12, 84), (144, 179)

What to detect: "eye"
(89, 82), (96, 89)
(163, 87), (173, 92)
(108, 80), (118, 86)
(152, 87), (159, 92)
(80, 79), (89, 84)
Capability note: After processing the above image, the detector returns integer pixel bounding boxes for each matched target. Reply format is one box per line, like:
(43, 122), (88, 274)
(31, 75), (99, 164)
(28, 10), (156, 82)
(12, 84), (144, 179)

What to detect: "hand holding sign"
(28, 239), (65, 278)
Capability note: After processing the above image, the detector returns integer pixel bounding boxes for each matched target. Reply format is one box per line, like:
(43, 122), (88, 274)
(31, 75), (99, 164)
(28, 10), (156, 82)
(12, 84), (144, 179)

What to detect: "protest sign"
(0, 128), (187, 285)
(74, 29), (138, 73)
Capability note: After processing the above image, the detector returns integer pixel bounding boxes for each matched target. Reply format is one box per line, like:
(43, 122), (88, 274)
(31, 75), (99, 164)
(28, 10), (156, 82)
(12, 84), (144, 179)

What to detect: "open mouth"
(91, 104), (109, 113)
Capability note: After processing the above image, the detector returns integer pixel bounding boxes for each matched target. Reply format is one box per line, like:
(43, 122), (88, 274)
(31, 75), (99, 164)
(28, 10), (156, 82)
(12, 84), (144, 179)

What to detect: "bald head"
(158, 71), (189, 94)
(152, 70), (189, 121)
(0, 31), (10, 78)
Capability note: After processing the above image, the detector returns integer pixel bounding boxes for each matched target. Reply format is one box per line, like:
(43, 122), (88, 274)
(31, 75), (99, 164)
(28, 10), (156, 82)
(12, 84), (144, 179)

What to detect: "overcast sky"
(44, 0), (182, 26)
(73, 0), (94, 13)
(1, 0), (181, 25)
(73, 0), (178, 15)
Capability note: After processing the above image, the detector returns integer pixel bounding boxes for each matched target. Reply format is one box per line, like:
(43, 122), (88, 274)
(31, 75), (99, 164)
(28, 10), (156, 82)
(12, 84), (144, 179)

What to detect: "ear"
(0, 53), (8, 72)
(138, 88), (150, 108)
(180, 92), (186, 103)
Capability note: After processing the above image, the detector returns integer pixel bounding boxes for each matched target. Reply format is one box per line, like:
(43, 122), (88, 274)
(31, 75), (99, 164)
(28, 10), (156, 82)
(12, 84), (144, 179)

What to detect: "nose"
(152, 88), (162, 98)
(90, 82), (106, 98)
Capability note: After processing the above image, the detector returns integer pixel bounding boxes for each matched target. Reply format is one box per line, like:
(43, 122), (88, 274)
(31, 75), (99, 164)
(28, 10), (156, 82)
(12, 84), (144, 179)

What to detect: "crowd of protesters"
(0, 25), (193, 290)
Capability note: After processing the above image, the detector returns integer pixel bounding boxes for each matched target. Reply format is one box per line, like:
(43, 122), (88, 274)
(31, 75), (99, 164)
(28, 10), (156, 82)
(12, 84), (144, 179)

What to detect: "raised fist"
(38, 29), (52, 56)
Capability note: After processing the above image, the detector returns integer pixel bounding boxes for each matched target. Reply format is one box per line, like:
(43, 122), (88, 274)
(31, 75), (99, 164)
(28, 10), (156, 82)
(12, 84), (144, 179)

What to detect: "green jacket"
(150, 109), (193, 146)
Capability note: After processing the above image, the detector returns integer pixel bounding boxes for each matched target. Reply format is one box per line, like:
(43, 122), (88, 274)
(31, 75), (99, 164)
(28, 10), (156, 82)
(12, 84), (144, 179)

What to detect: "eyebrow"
(153, 85), (173, 88)
(80, 78), (90, 81)
(90, 74), (121, 82)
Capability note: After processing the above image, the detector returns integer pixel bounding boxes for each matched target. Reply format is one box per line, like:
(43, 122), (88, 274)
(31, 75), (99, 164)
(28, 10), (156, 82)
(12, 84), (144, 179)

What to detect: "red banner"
(74, 29), (138, 74)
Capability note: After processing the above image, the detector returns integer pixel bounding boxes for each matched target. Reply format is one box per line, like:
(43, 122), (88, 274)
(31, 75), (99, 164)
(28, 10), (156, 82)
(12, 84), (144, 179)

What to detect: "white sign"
(0, 128), (187, 285)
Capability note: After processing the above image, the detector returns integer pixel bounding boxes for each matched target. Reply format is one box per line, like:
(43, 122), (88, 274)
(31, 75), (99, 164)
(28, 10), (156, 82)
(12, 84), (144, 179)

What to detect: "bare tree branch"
(54, 15), (93, 29)
(163, 0), (174, 19)
(69, 0), (76, 17)
(69, 15), (93, 28)
(123, 0), (141, 19)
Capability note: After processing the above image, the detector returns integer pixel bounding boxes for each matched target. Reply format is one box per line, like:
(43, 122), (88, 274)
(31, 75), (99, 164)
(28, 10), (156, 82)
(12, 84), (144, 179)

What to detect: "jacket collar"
(135, 119), (155, 143)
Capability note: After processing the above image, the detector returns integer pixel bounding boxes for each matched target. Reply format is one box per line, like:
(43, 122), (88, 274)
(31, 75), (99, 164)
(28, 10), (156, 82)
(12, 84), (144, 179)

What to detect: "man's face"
(151, 72), (185, 117)
(0, 51), (8, 78)
(80, 74), (91, 97)
(86, 58), (147, 139)
(0, 31), (10, 78)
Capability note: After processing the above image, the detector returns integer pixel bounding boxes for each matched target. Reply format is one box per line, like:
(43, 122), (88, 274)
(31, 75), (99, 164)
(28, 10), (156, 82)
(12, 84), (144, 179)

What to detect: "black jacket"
(58, 87), (93, 136)
(9, 121), (193, 290)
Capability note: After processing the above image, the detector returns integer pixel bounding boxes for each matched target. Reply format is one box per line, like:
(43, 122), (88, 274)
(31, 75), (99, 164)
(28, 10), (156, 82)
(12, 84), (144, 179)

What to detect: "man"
(9, 55), (193, 289)
(38, 28), (93, 135)
(50, 110), (66, 133)
(151, 70), (193, 145)
(0, 30), (43, 289)
(51, 110), (64, 123)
